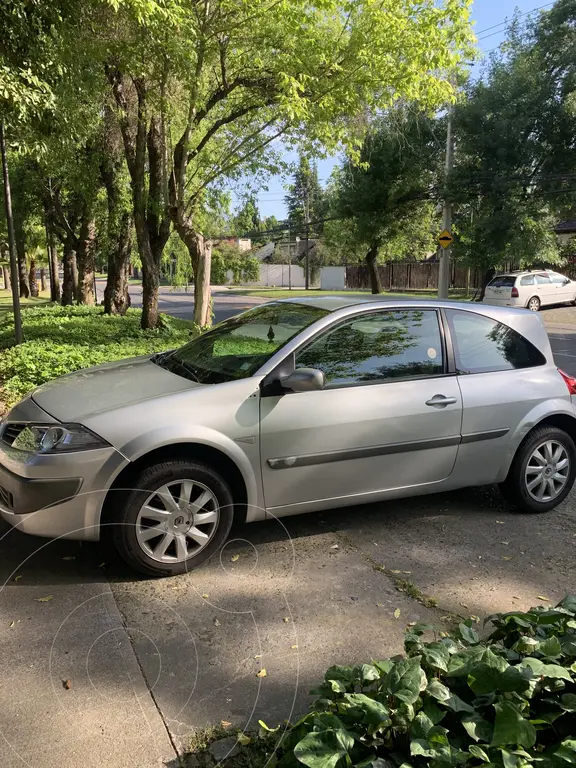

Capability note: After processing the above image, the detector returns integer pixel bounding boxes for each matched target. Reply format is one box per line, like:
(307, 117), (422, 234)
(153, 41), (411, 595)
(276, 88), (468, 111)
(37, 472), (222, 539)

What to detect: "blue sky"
(230, 0), (548, 222)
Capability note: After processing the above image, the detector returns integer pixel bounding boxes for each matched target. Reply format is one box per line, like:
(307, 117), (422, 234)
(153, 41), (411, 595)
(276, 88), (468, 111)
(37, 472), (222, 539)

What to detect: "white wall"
(320, 266), (346, 290)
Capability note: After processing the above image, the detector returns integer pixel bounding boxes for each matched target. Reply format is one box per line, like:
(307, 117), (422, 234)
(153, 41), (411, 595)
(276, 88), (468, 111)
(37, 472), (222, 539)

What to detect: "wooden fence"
(345, 262), (483, 292)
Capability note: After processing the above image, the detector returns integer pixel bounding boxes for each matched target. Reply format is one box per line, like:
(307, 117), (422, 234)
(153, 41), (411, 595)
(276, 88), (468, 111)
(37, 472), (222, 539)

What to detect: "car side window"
(535, 274), (551, 284)
(520, 275), (534, 286)
(446, 310), (546, 374)
(295, 309), (444, 387)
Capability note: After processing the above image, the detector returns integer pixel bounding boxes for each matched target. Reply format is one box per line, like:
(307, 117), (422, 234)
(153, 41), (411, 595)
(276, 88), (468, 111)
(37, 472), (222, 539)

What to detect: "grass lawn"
(0, 289), (51, 321)
(229, 287), (471, 300)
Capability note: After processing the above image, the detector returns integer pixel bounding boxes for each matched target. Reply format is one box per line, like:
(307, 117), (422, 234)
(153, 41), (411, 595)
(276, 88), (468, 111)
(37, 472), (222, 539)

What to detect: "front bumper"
(0, 396), (128, 541)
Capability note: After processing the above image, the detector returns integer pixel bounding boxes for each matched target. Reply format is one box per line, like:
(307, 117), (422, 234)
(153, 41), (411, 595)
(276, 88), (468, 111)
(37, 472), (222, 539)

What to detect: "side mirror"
(280, 367), (326, 393)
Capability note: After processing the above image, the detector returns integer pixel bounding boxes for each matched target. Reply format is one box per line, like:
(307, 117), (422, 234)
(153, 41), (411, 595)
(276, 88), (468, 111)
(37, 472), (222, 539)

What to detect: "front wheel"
(527, 295), (541, 311)
(499, 426), (576, 513)
(112, 460), (234, 577)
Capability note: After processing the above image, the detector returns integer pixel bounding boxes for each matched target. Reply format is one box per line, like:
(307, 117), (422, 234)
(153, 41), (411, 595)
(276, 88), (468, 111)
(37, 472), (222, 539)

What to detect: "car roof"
(273, 295), (509, 314)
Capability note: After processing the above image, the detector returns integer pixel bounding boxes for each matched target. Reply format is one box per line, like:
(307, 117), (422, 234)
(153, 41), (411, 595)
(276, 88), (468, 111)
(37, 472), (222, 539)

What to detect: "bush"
(0, 304), (195, 406)
(274, 596), (576, 768)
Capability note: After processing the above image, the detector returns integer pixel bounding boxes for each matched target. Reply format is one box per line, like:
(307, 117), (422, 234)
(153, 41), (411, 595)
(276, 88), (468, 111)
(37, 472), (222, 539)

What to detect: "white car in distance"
(483, 270), (576, 311)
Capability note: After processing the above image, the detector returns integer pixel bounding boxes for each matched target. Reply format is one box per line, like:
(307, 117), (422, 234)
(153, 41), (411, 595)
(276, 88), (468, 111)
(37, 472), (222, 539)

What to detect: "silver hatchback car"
(1, 298), (576, 576)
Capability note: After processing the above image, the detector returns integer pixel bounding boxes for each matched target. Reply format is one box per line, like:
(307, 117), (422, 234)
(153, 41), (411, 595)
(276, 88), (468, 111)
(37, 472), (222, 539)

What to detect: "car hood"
(31, 356), (203, 422)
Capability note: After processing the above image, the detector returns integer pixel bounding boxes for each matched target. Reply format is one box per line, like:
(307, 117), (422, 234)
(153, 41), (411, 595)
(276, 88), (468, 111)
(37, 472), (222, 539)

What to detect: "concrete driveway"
(1, 299), (576, 767)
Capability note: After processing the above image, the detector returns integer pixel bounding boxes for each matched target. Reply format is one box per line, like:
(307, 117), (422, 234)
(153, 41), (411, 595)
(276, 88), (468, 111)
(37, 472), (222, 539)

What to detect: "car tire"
(112, 460), (234, 577)
(527, 296), (541, 311)
(499, 425), (576, 513)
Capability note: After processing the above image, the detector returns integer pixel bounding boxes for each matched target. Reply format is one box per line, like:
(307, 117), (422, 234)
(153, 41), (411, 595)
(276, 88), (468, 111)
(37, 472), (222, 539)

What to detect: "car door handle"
(425, 394), (457, 408)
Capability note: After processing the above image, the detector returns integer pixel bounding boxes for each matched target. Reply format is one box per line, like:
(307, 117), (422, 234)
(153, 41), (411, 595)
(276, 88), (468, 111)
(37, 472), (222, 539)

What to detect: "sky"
(229, 0), (550, 223)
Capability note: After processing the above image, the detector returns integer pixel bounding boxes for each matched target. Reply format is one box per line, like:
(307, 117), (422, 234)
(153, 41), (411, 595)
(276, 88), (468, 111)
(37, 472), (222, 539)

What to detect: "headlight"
(7, 423), (110, 454)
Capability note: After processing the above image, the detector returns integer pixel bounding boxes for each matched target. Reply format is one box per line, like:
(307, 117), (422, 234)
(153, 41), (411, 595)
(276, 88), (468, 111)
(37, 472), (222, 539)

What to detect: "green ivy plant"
(274, 596), (576, 768)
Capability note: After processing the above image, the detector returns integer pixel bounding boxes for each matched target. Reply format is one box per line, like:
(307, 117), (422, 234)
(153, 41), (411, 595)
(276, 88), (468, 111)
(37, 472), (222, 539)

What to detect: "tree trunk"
(141, 261), (159, 328)
(14, 219), (30, 298)
(40, 268), (47, 292)
(477, 267), (495, 302)
(46, 223), (61, 302)
(28, 259), (38, 297)
(190, 234), (212, 327)
(366, 240), (382, 294)
(104, 212), (132, 315)
(76, 214), (96, 304)
(2, 264), (10, 291)
(62, 240), (77, 305)
(101, 151), (133, 315)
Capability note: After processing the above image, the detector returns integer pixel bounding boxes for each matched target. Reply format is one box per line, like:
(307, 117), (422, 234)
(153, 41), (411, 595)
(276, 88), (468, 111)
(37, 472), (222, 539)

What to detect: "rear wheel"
(499, 426), (576, 513)
(112, 460), (234, 577)
(527, 295), (541, 311)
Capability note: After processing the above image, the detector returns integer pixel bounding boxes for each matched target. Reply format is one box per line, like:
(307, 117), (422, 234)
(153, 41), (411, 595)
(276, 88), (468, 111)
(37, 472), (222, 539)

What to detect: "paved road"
(2, 296), (576, 767)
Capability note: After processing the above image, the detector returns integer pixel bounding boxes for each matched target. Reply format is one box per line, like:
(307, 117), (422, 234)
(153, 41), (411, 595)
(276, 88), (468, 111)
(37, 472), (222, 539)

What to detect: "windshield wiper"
(153, 353), (200, 383)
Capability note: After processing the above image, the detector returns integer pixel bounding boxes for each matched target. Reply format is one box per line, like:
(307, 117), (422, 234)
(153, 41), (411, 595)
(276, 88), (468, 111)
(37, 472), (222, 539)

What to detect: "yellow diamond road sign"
(438, 229), (453, 248)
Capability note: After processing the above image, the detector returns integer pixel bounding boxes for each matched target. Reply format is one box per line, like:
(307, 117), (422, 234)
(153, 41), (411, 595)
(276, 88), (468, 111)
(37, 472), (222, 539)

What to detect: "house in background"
(554, 220), (576, 246)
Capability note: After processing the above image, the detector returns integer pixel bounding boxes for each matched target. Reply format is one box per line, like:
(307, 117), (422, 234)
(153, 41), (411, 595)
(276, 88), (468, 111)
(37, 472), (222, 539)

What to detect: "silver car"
(1, 298), (576, 577)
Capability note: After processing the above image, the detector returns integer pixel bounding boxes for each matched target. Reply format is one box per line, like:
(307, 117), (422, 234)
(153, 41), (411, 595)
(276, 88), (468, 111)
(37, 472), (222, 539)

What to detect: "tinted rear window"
(446, 310), (546, 374)
(520, 275), (534, 286)
(488, 276), (516, 288)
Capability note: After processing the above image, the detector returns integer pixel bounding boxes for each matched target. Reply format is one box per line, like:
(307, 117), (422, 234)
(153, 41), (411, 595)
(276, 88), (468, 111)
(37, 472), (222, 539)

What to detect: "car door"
(549, 272), (574, 303)
(534, 273), (555, 305)
(259, 308), (463, 513)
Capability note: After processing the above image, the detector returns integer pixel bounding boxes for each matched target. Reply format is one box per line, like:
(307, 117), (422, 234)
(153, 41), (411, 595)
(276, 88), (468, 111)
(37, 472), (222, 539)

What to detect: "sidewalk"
(0, 523), (176, 768)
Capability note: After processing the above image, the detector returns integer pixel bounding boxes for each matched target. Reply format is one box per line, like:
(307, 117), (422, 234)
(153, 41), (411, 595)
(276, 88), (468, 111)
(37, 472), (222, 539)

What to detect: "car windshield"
(152, 302), (329, 384)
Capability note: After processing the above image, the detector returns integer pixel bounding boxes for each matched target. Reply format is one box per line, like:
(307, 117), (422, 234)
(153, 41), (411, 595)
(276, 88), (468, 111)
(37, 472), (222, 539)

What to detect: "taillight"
(559, 368), (576, 395)
(511, 287), (519, 298)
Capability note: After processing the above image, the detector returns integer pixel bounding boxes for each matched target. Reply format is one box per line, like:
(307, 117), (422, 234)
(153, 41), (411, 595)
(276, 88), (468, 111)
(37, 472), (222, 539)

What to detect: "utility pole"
(304, 176), (310, 290)
(0, 120), (23, 344)
(438, 99), (454, 299)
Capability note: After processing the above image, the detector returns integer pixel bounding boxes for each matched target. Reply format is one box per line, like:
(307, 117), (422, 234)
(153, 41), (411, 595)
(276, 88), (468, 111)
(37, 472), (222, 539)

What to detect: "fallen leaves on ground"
(62, 680), (72, 690)
(220, 720), (232, 728)
(538, 595), (551, 602)
(213, 618), (221, 627)
(35, 596), (53, 602)
(393, 608), (401, 619)
(283, 617), (291, 623)
(230, 554), (240, 562)
(236, 733), (251, 746)
(201, 594), (209, 599)
(256, 669), (267, 678)
(502, 556), (513, 561)
(14, 575), (22, 582)
(291, 644), (298, 649)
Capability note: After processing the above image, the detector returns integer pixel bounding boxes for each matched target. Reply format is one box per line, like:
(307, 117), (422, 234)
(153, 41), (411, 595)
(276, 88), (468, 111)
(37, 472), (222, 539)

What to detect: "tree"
(233, 197), (261, 236)
(285, 155), (326, 232)
(330, 109), (443, 292)
(450, 1), (576, 294)
(98, 0), (472, 328)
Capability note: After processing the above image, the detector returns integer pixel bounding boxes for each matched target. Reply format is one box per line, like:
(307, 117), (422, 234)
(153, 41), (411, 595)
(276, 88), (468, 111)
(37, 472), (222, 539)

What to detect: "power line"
(475, 2), (554, 39)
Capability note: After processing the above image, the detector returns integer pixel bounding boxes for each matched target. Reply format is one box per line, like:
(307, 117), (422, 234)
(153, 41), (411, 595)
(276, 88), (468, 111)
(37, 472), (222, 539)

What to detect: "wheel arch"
(100, 442), (255, 536)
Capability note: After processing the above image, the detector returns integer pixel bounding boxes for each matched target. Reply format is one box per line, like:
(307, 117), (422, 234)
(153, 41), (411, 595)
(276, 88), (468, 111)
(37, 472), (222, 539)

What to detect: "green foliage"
(451, 2), (576, 271)
(211, 242), (260, 285)
(328, 108), (443, 262)
(286, 156), (327, 233)
(276, 596), (576, 768)
(0, 304), (194, 405)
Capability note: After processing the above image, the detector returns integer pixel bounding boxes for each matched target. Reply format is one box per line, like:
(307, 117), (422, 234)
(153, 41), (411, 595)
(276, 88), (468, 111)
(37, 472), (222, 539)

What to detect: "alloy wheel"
(528, 297), (540, 311)
(135, 479), (219, 563)
(525, 440), (570, 502)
